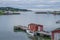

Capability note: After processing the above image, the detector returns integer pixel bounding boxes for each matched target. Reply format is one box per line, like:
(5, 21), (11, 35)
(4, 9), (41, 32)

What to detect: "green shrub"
(0, 10), (4, 15)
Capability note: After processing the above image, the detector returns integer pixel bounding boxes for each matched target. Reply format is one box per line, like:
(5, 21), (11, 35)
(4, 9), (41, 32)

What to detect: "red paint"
(52, 30), (60, 33)
(52, 32), (54, 40)
(52, 29), (60, 40)
(28, 23), (38, 32)
(28, 23), (43, 32)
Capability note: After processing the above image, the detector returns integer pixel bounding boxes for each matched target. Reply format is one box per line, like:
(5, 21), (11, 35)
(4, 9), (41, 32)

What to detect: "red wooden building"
(51, 28), (60, 40)
(28, 23), (43, 32)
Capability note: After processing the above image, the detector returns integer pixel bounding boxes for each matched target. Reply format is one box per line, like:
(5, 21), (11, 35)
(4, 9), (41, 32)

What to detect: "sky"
(0, 0), (60, 11)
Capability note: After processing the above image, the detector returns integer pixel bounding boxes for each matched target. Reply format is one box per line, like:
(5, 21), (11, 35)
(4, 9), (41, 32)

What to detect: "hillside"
(0, 7), (32, 11)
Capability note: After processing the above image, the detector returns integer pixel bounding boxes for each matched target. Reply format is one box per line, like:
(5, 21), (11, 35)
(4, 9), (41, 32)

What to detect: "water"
(0, 12), (60, 40)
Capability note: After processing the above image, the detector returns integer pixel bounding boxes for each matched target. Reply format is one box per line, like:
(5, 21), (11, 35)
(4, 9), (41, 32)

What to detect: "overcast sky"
(0, 0), (60, 11)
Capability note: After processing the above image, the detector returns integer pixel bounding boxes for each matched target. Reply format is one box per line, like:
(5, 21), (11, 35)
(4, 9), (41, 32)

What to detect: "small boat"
(26, 29), (36, 36)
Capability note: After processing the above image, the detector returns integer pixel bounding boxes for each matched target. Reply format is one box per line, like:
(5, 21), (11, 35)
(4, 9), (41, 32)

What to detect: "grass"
(0, 10), (4, 15)
(42, 36), (51, 40)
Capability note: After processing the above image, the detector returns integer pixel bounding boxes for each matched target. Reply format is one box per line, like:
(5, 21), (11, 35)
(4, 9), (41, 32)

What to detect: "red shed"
(28, 23), (43, 32)
(28, 23), (38, 32)
(51, 28), (60, 40)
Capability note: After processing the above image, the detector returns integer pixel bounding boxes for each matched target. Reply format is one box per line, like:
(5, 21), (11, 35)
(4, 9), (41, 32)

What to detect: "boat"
(26, 29), (36, 36)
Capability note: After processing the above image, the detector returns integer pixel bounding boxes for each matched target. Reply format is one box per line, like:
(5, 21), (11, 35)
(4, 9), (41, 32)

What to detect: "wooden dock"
(14, 25), (28, 31)
(37, 31), (51, 37)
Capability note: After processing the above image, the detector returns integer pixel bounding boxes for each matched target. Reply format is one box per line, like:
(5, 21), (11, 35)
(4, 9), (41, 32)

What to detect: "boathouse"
(51, 28), (60, 40)
(28, 23), (43, 32)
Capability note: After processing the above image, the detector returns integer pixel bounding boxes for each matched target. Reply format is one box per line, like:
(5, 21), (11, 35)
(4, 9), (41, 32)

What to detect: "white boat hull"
(26, 30), (35, 36)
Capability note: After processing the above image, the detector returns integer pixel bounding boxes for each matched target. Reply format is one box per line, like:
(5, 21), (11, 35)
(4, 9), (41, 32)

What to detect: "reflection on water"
(28, 36), (39, 40)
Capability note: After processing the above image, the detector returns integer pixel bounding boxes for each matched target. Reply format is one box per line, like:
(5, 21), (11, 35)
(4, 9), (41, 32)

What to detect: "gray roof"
(52, 28), (60, 31)
(55, 28), (60, 30)
(52, 28), (60, 32)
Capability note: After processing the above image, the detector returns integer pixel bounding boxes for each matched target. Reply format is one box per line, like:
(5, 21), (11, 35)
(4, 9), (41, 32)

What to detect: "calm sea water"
(0, 12), (60, 40)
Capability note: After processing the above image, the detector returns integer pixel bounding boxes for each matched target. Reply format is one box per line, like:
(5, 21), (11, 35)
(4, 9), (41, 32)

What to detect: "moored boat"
(26, 29), (35, 36)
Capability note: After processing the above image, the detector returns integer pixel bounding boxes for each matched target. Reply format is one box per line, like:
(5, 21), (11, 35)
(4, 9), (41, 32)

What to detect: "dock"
(37, 31), (51, 37)
(14, 25), (28, 31)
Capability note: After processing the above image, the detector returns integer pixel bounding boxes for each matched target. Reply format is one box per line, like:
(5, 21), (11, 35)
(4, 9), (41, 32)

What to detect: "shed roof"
(28, 23), (37, 25)
(55, 28), (60, 30)
(28, 23), (43, 26)
(52, 28), (60, 32)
